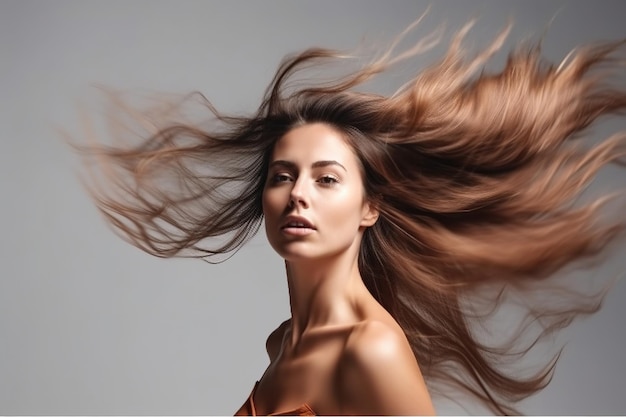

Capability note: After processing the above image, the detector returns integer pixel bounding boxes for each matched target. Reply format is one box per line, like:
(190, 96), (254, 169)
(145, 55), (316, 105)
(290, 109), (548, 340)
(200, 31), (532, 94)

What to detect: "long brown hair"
(78, 21), (626, 414)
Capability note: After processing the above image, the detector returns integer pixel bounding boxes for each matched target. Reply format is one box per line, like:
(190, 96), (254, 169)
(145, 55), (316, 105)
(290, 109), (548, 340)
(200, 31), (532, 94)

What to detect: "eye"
(318, 175), (339, 186)
(269, 172), (293, 184)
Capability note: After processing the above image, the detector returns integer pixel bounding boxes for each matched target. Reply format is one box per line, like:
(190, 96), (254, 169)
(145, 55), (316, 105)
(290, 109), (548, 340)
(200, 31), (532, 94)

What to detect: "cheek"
(262, 190), (276, 240)
(262, 187), (282, 220)
(326, 191), (367, 229)
(261, 188), (272, 217)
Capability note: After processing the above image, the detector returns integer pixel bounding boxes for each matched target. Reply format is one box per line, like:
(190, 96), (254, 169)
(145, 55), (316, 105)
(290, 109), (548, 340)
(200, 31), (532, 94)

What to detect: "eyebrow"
(269, 160), (347, 172)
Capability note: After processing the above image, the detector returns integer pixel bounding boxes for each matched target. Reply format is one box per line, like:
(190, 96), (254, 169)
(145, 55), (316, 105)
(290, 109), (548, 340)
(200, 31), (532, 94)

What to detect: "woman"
(81, 20), (626, 415)
(234, 121), (434, 415)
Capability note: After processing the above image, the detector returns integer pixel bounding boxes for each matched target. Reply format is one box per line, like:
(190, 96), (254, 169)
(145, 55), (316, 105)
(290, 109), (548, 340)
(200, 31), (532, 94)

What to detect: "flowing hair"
(77, 20), (626, 414)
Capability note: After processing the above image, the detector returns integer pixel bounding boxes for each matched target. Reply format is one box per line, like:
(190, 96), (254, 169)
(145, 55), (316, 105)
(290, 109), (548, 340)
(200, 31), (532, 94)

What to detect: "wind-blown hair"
(80, 21), (626, 414)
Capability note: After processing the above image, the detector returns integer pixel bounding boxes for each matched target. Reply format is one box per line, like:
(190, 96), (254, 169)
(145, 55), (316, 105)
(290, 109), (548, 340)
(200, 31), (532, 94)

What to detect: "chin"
(269, 244), (320, 262)
(276, 248), (319, 262)
(279, 247), (350, 264)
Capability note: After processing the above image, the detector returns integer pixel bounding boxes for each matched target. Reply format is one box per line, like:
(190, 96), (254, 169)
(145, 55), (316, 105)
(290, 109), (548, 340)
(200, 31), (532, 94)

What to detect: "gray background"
(1, 0), (625, 414)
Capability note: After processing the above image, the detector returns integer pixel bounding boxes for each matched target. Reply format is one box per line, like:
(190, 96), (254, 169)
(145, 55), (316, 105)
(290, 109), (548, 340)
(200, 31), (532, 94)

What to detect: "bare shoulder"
(337, 320), (435, 415)
(344, 320), (410, 363)
(265, 318), (290, 362)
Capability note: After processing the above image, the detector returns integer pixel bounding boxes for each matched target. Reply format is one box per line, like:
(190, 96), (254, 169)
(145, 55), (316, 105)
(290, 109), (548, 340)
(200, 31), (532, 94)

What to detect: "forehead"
(271, 123), (357, 165)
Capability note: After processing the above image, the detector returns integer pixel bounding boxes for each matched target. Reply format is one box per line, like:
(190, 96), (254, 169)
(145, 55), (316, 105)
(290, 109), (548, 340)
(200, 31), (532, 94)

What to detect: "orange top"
(234, 381), (316, 416)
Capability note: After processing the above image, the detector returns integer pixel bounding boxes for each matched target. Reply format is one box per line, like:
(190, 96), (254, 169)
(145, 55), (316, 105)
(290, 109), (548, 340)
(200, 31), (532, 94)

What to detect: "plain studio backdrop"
(1, 0), (625, 414)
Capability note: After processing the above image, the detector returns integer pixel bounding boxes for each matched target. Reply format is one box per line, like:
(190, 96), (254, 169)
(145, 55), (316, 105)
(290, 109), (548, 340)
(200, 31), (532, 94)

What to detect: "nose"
(289, 177), (309, 209)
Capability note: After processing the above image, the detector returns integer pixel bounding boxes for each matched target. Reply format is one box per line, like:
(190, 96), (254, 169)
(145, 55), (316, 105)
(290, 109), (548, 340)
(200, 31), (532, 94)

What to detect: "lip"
(281, 215), (316, 232)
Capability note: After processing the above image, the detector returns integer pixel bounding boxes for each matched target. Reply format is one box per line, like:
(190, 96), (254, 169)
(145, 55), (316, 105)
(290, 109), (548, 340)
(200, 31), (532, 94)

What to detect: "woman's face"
(262, 123), (378, 262)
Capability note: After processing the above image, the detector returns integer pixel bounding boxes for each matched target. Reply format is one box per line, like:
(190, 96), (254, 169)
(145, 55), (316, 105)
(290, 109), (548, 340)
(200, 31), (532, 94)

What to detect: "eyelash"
(318, 175), (339, 186)
(271, 173), (292, 183)
(269, 173), (339, 186)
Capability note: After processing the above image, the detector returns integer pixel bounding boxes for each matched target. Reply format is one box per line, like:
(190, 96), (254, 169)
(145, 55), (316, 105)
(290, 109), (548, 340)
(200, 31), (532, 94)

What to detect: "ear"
(360, 201), (379, 228)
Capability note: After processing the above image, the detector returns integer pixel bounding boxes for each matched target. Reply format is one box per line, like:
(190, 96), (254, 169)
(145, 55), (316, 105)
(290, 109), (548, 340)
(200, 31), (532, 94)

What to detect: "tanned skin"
(242, 123), (435, 415)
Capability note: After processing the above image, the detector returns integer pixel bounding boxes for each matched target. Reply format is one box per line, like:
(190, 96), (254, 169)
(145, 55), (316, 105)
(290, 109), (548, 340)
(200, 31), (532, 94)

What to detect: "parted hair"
(80, 21), (626, 414)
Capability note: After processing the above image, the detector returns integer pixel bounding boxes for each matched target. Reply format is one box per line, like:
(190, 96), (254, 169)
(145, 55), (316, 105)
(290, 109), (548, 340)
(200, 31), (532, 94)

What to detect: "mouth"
(281, 216), (316, 233)
(282, 221), (314, 229)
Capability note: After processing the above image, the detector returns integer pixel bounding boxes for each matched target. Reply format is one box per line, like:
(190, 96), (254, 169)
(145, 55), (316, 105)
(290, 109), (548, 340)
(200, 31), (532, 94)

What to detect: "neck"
(284, 249), (369, 345)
